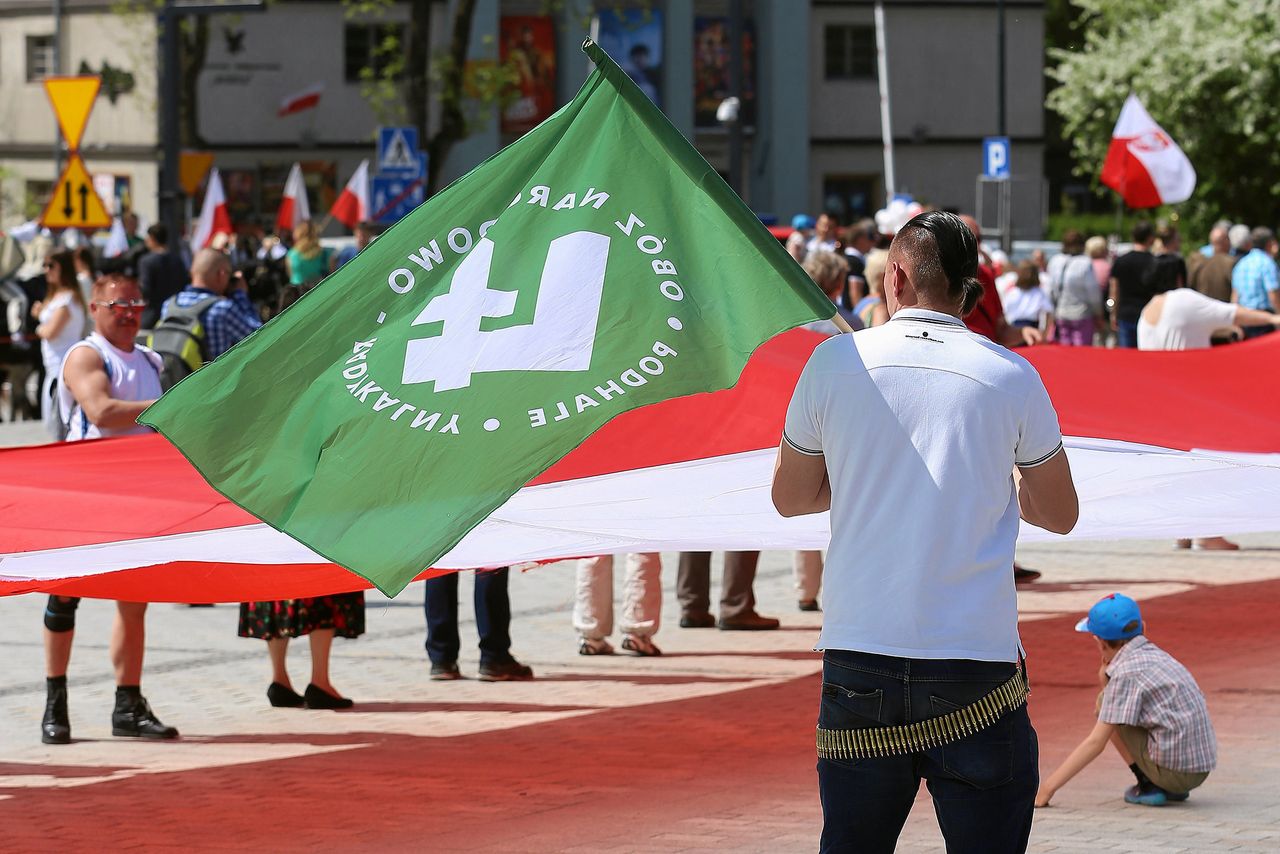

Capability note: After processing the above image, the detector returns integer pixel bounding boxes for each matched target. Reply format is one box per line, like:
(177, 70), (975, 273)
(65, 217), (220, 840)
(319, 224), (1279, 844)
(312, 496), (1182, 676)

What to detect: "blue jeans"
(423, 568), (513, 666)
(817, 650), (1038, 854)
(1116, 318), (1140, 348)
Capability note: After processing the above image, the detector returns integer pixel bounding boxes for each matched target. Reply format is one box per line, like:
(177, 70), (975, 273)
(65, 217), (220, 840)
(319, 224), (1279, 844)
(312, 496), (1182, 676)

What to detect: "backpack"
(145, 294), (220, 391)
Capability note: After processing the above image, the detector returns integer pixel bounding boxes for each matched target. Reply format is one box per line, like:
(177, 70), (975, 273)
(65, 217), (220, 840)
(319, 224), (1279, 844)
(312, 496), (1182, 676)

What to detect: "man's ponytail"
(959, 275), (985, 317)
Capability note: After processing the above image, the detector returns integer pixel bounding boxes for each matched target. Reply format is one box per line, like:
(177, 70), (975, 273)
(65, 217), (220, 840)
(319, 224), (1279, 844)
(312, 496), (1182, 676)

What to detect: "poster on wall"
(500, 16), (557, 135)
(593, 9), (664, 108)
(694, 17), (757, 129)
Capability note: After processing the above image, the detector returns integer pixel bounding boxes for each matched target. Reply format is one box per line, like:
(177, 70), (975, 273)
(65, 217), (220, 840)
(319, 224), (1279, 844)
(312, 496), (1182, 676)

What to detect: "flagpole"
(831, 313), (854, 334)
(874, 0), (896, 201)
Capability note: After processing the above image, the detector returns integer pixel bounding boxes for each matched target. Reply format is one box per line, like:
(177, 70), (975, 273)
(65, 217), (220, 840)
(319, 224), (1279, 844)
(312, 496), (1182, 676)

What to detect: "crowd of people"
(18, 205), (1234, 852)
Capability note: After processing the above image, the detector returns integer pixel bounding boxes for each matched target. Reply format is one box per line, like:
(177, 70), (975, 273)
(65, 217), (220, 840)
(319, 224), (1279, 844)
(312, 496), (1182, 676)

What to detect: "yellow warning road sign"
(40, 154), (112, 230)
(179, 151), (215, 196)
(43, 76), (101, 151)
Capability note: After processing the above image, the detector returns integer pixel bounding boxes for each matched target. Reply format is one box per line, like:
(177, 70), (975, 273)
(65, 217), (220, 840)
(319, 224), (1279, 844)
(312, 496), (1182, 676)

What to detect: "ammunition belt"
(816, 668), (1029, 760)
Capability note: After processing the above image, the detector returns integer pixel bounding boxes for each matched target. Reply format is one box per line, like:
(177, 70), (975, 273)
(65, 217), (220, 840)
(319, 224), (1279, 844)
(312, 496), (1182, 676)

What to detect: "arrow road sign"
(40, 154), (112, 230)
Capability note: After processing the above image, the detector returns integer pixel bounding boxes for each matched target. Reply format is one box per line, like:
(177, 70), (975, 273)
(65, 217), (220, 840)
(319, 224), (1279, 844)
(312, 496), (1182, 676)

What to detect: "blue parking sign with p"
(983, 136), (1011, 179)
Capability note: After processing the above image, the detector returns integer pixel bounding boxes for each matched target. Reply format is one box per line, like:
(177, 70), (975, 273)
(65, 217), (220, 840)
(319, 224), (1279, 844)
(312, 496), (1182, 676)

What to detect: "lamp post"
(157, 1), (265, 248)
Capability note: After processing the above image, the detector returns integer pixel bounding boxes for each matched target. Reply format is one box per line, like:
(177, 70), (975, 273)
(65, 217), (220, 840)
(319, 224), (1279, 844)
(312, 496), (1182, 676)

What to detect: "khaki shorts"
(1095, 691), (1209, 795)
(1115, 724), (1209, 795)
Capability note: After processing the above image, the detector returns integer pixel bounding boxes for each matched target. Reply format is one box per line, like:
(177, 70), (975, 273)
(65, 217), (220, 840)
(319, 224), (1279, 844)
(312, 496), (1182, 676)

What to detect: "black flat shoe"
(111, 696), (179, 739)
(304, 683), (354, 710)
(267, 682), (306, 708)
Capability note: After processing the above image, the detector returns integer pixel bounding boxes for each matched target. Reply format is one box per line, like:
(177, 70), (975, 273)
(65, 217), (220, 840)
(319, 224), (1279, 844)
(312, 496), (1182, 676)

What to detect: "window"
(344, 23), (405, 83)
(26, 35), (56, 82)
(824, 25), (875, 81)
(25, 180), (53, 219)
(823, 175), (875, 223)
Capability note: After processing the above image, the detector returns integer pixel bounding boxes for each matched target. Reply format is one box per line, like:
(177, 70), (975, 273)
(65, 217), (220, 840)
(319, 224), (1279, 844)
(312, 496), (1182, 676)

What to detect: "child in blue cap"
(1036, 593), (1217, 807)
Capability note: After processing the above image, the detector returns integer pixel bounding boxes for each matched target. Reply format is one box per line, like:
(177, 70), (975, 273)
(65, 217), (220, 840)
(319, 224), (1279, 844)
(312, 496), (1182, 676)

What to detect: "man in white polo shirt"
(773, 210), (1079, 854)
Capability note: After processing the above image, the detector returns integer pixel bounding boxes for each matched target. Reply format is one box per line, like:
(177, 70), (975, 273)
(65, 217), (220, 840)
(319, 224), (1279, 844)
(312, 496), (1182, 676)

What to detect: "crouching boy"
(1036, 593), (1216, 807)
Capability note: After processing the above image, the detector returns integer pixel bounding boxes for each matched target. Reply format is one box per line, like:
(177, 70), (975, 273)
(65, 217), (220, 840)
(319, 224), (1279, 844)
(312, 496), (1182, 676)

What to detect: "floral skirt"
(238, 593), (365, 640)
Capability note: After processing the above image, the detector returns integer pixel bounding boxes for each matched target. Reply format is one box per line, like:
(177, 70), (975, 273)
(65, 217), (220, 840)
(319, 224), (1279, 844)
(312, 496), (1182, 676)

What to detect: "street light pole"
(726, 0), (744, 197)
(157, 0), (265, 250)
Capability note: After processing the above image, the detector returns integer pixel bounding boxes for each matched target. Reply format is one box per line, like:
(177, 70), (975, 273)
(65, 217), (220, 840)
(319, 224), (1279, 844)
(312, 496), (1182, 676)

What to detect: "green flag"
(141, 40), (833, 596)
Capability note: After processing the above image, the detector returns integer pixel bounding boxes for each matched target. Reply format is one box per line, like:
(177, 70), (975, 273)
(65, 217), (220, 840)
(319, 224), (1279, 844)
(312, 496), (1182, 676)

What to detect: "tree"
(1047, 0), (1280, 235)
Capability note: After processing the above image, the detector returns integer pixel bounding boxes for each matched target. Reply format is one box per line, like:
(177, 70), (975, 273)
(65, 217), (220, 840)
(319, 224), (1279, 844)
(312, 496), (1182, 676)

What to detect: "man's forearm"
(84, 398), (152, 431)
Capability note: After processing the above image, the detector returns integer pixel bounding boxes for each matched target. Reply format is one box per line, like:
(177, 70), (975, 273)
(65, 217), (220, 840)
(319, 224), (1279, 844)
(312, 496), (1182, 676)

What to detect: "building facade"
(0, 0), (1044, 237)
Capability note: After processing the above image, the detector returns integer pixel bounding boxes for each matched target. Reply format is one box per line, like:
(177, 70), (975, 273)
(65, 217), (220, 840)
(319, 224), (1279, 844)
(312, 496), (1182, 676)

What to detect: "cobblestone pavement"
(1, 421), (1277, 852)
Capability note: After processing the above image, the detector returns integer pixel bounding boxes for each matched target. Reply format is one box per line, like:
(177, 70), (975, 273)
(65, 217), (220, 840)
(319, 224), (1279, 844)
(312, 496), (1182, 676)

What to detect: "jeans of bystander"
(816, 649), (1038, 854)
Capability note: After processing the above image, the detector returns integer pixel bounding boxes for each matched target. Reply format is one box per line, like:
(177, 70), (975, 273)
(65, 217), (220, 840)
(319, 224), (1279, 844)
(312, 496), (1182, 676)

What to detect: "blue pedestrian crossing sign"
(983, 136), (1011, 180)
(378, 126), (420, 177)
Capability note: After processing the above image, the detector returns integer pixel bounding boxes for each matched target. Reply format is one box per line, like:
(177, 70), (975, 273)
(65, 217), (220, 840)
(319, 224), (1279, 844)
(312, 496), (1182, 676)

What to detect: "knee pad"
(44, 596), (80, 633)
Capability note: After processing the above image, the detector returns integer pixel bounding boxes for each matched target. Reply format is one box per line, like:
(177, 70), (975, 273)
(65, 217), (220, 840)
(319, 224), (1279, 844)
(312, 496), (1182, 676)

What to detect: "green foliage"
(1048, 0), (1280, 237)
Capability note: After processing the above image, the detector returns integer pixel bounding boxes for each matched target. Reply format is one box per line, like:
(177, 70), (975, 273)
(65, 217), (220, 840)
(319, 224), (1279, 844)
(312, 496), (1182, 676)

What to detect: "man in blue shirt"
(335, 221), (376, 268)
(163, 249), (262, 359)
(1231, 226), (1279, 338)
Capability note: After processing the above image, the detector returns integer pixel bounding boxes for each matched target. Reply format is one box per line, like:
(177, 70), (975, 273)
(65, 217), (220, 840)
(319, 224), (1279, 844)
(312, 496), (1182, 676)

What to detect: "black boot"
(111, 687), (179, 739)
(42, 676), (70, 745)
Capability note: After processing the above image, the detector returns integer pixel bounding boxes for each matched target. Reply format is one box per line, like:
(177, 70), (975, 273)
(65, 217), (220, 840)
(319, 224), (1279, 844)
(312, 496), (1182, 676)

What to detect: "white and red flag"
(277, 82), (323, 118)
(1101, 94), (1196, 208)
(190, 167), (232, 252)
(328, 159), (370, 228)
(3, 331), (1280, 602)
(275, 162), (311, 233)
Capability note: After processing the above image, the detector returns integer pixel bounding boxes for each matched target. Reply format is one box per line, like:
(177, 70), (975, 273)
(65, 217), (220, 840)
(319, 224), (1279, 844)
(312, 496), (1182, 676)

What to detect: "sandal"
(578, 637), (614, 656)
(621, 635), (662, 657)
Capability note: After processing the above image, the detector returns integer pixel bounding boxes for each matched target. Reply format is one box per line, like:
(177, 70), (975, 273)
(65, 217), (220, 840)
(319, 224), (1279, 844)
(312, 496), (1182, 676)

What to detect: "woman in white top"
(32, 250), (87, 439)
(1003, 260), (1054, 331)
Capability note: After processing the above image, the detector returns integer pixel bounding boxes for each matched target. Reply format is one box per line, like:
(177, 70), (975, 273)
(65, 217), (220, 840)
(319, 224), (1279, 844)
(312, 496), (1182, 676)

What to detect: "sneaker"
(798, 599), (821, 612)
(578, 638), (615, 656)
(1124, 784), (1169, 806)
(621, 635), (662, 656)
(478, 658), (534, 682)
(429, 661), (462, 681)
(1165, 791), (1190, 802)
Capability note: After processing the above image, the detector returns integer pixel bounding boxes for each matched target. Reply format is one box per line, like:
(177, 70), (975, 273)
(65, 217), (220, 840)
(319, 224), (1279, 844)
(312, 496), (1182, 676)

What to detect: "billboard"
(594, 9), (664, 108)
(500, 16), (557, 134)
(694, 17), (757, 128)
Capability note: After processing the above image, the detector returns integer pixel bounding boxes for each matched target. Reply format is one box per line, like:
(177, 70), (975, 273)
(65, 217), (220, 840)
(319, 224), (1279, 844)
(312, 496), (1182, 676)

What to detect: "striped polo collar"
(890, 307), (967, 328)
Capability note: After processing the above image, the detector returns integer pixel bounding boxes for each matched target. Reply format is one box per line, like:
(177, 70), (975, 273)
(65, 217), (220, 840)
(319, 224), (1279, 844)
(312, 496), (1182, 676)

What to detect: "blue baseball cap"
(1075, 593), (1143, 641)
(791, 214), (816, 230)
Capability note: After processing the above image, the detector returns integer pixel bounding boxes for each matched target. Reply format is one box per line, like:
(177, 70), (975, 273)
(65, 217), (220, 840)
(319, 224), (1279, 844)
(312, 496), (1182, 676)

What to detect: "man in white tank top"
(41, 274), (177, 745)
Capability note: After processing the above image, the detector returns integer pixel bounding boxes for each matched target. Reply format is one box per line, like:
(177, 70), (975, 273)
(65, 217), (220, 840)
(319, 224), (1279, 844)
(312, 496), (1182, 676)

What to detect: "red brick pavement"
(4, 578), (1276, 853)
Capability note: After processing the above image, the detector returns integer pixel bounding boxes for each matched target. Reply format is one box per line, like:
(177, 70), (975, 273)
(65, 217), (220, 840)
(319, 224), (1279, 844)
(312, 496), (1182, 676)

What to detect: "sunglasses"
(93, 299), (147, 313)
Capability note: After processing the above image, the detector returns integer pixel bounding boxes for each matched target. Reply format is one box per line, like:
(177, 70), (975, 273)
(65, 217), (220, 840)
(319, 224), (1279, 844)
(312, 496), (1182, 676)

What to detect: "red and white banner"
(329, 160), (370, 229)
(275, 163), (311, 233)
(1101, 94), (1196, 208)
(190, 167), (232, 252)
(4, 331), (1280, 602)
(277, 83), (323, 118)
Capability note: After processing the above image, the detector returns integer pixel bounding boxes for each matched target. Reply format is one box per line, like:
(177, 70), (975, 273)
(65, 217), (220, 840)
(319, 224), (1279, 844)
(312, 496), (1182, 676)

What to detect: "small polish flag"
(275, 163), (311, 233)
(103, 216), (129, 258)
(1101, 94), (1196, 208)
(329, 160), (371, 228)
(277, 83), (324, 118)
(191, 168), (232, 252)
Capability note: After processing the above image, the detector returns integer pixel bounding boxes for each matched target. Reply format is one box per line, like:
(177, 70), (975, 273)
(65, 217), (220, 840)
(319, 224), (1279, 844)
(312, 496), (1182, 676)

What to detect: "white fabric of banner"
(3, 438), (1279, 583)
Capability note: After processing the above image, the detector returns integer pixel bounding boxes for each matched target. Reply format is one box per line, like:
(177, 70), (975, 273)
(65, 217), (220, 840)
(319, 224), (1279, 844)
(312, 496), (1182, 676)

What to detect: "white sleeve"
(1183, 289), (1238, 334)
(1015, 370), (1064, 468)
(782, 355), (824, 456)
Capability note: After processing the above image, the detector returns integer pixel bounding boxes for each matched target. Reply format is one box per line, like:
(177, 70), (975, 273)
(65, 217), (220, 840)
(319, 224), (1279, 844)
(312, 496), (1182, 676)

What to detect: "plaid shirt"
(164, 287), (262, 360)
(1230, 247), (1278, 310)
(1099, 635), (1217, 773)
